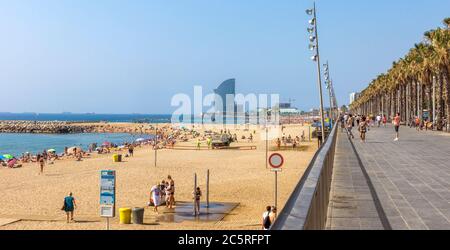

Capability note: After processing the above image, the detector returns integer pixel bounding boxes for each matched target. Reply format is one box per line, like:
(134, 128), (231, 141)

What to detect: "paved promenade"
(327, 125), (450, 230)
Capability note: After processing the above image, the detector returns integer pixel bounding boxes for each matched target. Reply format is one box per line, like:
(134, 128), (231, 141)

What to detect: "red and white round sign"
(269, 153), (284, 169)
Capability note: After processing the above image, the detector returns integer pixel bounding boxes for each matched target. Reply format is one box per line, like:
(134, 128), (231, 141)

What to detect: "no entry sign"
(269, 153), (284, 169)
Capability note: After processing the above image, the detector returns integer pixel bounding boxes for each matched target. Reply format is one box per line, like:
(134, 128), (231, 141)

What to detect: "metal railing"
(271, 124), (338, 230)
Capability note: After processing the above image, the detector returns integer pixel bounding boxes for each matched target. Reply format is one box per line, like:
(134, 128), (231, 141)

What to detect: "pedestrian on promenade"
(262, 206), (272, 230)
(394, 113), (401, 141)
(346, 114), (355, 139)
(62, 192), (77, 223)
(359, 116), (368, 143)
(383, 115), (387, 127)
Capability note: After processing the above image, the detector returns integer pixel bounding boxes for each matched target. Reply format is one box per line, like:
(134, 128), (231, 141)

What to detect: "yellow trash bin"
(119, 208), (132, 224)
(113, 154), (122, 162)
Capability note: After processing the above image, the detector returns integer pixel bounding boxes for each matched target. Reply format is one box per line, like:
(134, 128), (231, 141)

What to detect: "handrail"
(271, 124), (338, 230)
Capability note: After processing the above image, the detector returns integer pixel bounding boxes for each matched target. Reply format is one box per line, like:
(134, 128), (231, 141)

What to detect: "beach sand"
(0, 124), (316, 230)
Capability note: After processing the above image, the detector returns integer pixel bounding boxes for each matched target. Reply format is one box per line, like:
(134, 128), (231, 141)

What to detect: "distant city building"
(349, 92), (360, 105)
(214, 79), (236, 114)
(279, 103), (292, 109)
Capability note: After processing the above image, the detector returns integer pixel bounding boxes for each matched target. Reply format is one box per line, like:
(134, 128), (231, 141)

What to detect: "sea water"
(0, 133), (153, 157)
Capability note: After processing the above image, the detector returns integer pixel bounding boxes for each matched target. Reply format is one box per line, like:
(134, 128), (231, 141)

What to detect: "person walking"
(394, 113), (401, 141)
(38, 154), (45, 175)
(346, 114), (355, 139)
(62, 192), (77, 223)
(262, 206), (272, 230)
(359, 116), (368, 143)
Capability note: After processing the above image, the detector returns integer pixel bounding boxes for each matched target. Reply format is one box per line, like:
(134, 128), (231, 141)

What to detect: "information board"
(100, 170), (116, 218)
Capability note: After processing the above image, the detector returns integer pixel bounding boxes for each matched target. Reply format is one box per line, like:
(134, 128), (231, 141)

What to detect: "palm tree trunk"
(443, 68), (450, 132)
(437, 74), (443, 130)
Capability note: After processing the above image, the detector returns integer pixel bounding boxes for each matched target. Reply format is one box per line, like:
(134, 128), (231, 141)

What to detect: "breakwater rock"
(0, 121), (155, 134)
(0, 121), (96, 134)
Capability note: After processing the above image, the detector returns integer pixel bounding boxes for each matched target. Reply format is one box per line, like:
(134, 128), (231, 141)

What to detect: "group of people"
(276, 132), (306, 149)
(149, 175), (176, 213)
(340, 113), (402, 142)
(148, 175), (204, 216)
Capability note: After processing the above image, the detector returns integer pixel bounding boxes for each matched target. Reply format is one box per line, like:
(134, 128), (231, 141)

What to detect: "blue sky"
(0, 0), (449, 114)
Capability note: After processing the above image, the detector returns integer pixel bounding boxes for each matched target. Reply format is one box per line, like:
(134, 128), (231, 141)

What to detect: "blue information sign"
(100, 170), (116, 217)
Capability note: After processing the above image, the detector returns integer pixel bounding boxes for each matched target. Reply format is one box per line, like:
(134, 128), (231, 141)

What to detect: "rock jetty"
(0, 121), (96, 134)
(0, 121), (156, 134)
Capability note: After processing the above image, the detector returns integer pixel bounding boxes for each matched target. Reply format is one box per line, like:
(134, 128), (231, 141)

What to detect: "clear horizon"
(1, 0), (449, 114)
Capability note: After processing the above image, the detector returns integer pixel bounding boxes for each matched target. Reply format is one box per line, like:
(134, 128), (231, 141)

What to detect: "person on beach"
(167, 175), (175, 206)
(150, 184), (162, 213)
(394, 113), (401, 141)
(193, 187), (202, 216)
(269, 207), (277, 224)
(262, 206), (272, 230)
(62, 192), (77, 223)
(128, 144), (134, 157)
(38, 154), (45, 175)
(359, 116), (368, 143)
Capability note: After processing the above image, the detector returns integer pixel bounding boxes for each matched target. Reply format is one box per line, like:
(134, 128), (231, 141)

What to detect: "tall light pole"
(323, 61), (337, 123)
(307, 2), (326, 144)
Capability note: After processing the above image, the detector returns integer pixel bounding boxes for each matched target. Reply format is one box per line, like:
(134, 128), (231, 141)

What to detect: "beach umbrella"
(67, 147), (82, 154)
(48, 149), (56, 153)
(0, 155), (4, 160)
(3, 154), (14, 160)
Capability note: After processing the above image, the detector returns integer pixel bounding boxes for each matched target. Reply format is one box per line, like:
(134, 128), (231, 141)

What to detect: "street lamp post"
(307, 2), (326, 144)
(323, 61), (337, 123)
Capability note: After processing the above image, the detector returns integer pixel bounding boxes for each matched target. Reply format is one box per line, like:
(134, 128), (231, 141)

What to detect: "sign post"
(100, 170), (116, 230)
(269, 153), (284, 211)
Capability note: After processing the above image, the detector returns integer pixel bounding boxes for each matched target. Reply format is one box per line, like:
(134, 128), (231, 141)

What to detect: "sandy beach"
(0, 123), (317, 230)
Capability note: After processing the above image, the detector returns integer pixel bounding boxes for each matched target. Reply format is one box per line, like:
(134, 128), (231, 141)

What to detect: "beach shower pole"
(194, 173), (197, 216)
(206, 169), (210, 208)
(106, 218), (110, 230)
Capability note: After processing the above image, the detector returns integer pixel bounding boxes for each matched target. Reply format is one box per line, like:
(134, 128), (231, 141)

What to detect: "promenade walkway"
(327, 125), (450, 230)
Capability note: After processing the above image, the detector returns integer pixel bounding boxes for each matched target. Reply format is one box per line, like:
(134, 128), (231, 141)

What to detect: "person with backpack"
(262, 206), (272, 230)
